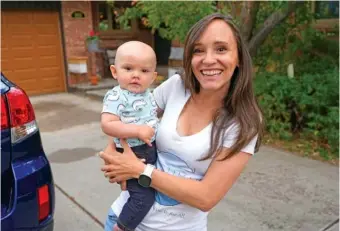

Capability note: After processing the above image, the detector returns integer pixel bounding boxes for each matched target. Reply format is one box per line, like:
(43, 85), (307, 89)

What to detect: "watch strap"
(143, 164), (155, 178)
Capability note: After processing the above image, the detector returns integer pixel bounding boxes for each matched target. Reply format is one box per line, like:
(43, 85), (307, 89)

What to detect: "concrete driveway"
(30, 93), (339, 231)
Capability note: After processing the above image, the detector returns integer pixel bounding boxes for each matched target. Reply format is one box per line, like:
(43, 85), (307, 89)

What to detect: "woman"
(100, 13), (264, 231)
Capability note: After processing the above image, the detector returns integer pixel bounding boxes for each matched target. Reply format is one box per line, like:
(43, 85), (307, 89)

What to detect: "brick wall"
(61, 1), (99, 84)
(61, 1), (93, 58)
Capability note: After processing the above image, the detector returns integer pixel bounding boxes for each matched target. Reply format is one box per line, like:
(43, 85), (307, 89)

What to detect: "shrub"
(254, 67), (339, 156)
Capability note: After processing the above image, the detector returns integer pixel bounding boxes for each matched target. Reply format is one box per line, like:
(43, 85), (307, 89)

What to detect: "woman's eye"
(217, 47), (227, 52)
(193, 48), (203, 53)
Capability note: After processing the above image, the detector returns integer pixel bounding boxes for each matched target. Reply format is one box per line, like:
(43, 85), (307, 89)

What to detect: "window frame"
(91, 1), (138, 39)
(311, 1), (339, 31)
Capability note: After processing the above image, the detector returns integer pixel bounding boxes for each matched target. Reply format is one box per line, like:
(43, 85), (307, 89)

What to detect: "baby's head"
(110, 41), (157, 94)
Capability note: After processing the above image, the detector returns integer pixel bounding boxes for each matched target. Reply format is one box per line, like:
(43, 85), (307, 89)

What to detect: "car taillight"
(38, 184), (50, 221)
(6, 87), (38, 143)
(1, 95), (9, 129)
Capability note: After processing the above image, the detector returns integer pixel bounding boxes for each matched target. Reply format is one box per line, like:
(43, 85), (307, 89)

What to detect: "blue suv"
(1, 73), (55, 231)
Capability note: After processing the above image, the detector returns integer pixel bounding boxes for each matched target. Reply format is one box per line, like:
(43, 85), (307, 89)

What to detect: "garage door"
(1, 11), (66, 95)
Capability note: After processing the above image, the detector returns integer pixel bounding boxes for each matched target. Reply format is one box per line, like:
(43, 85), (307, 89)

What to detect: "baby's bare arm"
(101, 113), (140, 138)
(101, 113), (155, 146)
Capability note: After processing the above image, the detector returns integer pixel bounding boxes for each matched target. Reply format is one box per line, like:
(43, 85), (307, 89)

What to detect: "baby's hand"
(138, 125), (155, 146)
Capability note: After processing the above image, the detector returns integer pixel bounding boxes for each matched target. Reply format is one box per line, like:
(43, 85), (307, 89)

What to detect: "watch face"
(138, 175), (151, 187)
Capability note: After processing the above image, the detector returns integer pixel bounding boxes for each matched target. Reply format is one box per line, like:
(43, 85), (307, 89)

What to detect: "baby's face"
(111, 47), (157, 94)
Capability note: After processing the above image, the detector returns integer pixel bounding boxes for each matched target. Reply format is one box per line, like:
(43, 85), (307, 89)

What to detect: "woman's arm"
(150, 150), (251, 211)
(100, 141), (251, 212)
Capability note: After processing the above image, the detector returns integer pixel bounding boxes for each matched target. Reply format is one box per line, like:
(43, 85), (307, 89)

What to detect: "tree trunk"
(240, 1), (260, 42)
(248, 1), (301, 57)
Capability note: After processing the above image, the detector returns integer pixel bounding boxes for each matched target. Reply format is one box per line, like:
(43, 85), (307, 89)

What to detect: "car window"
(1, 75), (10, 94)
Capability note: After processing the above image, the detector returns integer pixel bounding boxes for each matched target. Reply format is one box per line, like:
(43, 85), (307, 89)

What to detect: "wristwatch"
(138, 164), (155, 187)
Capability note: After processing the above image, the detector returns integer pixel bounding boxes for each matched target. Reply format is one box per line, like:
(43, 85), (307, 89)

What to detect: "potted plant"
(89, 75), (99, 85)
(86, 30), (100, 52)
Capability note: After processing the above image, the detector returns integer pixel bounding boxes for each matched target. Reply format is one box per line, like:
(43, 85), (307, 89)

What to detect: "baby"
(101, 41), (158, 231)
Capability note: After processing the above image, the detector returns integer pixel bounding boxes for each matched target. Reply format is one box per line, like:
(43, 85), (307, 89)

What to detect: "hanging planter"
(87, 40), (99, 52)
(86, 30), (100, 52)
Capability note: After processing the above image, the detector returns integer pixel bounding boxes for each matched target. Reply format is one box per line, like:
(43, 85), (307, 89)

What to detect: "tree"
(237, 1), (302, 56)
(119, 1), (306, 57)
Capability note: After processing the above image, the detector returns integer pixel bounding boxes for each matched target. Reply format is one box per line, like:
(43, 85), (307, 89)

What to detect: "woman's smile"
(200, 69), (223, 76)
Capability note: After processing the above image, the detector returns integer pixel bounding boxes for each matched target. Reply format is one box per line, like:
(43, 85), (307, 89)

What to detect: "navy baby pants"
(115, 141), (157, 231)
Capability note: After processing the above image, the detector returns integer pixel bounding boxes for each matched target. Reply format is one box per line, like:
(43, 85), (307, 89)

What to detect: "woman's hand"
(100, 140), (127, 190)
(99, 139), (146, 183)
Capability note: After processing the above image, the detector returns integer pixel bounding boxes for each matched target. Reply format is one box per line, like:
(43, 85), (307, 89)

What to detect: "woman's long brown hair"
(182, 13), (264, 161)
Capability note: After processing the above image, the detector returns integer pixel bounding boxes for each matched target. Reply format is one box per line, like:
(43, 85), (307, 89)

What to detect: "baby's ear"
(110, 65), (117, 79)
(153, 72), (158, 81)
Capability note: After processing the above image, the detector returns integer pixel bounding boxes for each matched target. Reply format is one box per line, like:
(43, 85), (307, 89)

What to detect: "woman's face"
(191, 19), (239, 93)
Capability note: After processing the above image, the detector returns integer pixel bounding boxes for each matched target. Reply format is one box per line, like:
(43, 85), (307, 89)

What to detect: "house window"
(97, 1), (132, 31)
(315, 1), (339, 19)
